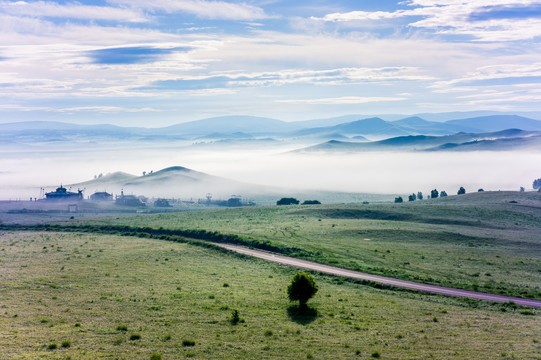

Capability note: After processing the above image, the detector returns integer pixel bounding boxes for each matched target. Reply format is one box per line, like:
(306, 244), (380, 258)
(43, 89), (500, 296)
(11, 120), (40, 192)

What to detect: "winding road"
(215, 243), (541, 308)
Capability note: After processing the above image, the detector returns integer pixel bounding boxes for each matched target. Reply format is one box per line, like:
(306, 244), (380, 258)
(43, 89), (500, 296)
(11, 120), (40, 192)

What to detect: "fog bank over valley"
(1, 114), (540, 201)
(0, 146), (537, 201)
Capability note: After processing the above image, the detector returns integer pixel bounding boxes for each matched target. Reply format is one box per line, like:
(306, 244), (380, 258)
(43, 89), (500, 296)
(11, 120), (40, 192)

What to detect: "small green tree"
(394, 196), (403, 203)
(287, 273), (318, 308)
(302, 200), (321, 205)
(440, 190), (448, 197)
(430, 189), (439, 198)
(277, 197), (300, 205)
(457, 186), (466, 195)
(230, 309), (240, 325)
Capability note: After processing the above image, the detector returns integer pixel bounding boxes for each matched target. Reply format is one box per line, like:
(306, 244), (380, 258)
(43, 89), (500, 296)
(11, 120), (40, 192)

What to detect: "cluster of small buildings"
(44, 185), (253, 208)
(44, 186), (171, 207)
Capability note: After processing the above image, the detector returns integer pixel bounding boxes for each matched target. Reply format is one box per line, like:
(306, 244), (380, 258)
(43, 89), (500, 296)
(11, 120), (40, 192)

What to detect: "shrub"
(394, 196), (403, 203)
(129, 334), (141, 341)
(230, 309), (240, 325)
(287, 273), (318, 308)
(61, 340), (71, 348)
(150, 354), (162, 360)
(302, 200), (321, 205)
(182, 339), (196, 347)
(371, 350), (381, 358)
(47, 343), (58, 350)
(116, 325), (128, 331)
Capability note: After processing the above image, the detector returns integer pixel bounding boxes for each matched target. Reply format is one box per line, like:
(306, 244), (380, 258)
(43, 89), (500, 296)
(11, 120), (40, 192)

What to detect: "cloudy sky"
(1, 0), (541, 126)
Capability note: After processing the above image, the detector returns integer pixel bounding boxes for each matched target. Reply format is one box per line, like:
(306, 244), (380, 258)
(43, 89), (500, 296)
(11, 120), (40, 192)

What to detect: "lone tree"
(277, 197), (300, 205)
(534, 178), (541, 189)
(430, 189), (439, 199)
(457, 186), (466, 195)
(440, 190), (448, 197)
(302, 200), (321, 205)
(287, 273), (318, 308)
(417, 191), (423, 200)
(394, 196), (403, 203)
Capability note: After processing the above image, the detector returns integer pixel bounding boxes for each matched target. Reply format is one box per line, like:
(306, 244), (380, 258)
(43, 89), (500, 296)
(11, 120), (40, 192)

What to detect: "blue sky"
(1, 0), (541, 126)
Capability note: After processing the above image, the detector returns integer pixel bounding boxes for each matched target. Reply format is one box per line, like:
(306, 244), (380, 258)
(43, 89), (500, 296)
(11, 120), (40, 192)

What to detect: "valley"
(1, 190), (540, 359)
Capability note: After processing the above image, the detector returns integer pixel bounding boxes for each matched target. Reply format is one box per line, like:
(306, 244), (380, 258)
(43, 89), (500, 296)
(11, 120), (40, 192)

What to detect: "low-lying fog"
(0, 142), (539, 200)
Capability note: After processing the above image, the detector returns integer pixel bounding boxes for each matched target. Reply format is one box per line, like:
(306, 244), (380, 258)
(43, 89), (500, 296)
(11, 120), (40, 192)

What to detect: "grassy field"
(0, 231), (539, 359)
(81, 191), (541, 299)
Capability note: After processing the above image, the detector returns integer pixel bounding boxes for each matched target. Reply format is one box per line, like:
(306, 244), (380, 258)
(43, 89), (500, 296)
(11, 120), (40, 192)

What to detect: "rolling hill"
(3, 113), (541, 147)
(296, 129), (541, 153)
(67, 166), (391, 205)
(71, 166), (264, 198)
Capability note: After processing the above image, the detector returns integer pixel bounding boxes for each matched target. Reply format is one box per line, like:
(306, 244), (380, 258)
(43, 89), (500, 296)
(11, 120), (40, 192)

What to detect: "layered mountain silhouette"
(3, 114), (541, 146)
(297, 129), (541, 153)
(0, 115), (541, 151)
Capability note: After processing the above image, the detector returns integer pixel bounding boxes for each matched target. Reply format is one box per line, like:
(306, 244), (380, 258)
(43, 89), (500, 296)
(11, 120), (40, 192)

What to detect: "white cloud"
(463, 94), (541, 105)
(312, 0), (541, 41)
(108, 0), (268, 20)
(433, 62), (541, 87)
(0, 104), (160, 113)
(0, 14), (180, 46)
(278, 96), (407, 105)
(199, 66), (434, 88)
(0, 1), (146, 22)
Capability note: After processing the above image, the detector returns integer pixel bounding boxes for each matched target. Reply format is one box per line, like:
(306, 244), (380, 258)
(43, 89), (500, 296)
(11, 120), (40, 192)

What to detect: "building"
(154, 198), (172, 207)
(90, 191), (113, 201)
(45, 185), (83, 201)
(115, 190), (145, 206)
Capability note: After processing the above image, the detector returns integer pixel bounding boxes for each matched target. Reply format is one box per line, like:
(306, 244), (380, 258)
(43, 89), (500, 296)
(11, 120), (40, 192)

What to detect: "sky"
(1, 0), (541, 126)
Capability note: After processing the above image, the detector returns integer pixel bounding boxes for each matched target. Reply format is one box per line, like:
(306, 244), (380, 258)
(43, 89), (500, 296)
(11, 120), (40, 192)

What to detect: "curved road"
(215, 243), (541, 308)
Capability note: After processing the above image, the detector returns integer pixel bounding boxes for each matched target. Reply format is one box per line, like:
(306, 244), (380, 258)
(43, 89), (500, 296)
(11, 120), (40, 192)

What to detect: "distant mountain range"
(297, 129), (541, 153)
(2, 113), (541, 147)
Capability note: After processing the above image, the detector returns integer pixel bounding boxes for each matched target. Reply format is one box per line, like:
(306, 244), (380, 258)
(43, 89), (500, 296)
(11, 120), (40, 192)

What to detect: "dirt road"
(216, 243), (541, 308)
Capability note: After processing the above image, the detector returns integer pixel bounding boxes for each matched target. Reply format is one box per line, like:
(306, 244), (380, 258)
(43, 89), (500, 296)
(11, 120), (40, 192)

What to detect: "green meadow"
(0, 230), (539, 359)
(85, 191), (541, 299)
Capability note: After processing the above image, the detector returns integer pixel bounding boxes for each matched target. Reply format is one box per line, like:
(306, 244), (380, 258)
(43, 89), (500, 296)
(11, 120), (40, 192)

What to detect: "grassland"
(81, 191), (541, 300)
(1, 230), (540, 359)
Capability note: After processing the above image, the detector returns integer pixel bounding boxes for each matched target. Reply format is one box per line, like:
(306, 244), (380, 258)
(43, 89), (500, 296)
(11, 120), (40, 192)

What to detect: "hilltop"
(67, 166), (390, 205)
